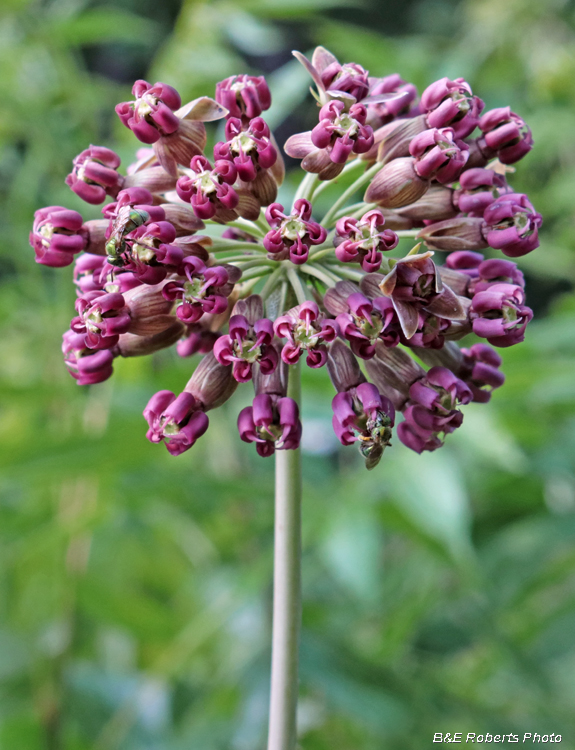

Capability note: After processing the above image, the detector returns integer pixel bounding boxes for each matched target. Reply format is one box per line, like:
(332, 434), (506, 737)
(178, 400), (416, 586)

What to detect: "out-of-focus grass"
(0, 0), (574, 748)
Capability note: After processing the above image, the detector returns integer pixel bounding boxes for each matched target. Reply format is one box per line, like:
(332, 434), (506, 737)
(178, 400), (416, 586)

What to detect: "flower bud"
(117, 321), (185, 357)
(395, 185), (457, 223)
(185, 351), (238, 410)
(364, 157), (429, 209)
(416, 217), (487, 252)
(364, 115), (427, 163)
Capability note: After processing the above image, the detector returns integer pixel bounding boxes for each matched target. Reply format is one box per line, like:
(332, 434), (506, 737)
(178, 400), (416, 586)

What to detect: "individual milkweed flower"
(374, 249), (468, 339)
(469, 257), (525, 294)
(327, 341), (395, 470)
(477, 107), (533, 164)
(176, 155), (238, 220)
(420, 77), (484, 138)
(444, 250), (485, 280)
(238, 393), (301, 457)
(263, 200), (327, 264)
(320, 60), (370, 101)
(453, 167), (511, 217)
(214, 117), (277, 182)
(366, 74), (418, 128)
(483, 193), (542, 257)
(471, 283), (533, 347)
(310, 101), (374, 163)
(213, 295), (278, 382)
(71, 291), (131, 349)
(116, 80), (182, 143)
(409, 127), (469, 184)
(73, 253), (107, 294)
(66, 146), (123, 205)
(30, 206), (87, 267)
(273, 301), (338, 368)
(215, 74), (272, 121)
(162, 257), (239, 324)
(324, 282), (400, 358)
(144, 351), (237, 455)
(117, 221), (184, 284)
(334, 209), (398, 272)
(460, 343), (505, 403)
(397, 366), (472, 454)
(62, 330), (116, 385)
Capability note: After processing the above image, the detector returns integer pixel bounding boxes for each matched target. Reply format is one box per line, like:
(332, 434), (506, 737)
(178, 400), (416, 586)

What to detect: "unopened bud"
(118, 321), (185, 357)
(364, 342), (425, 399)
(417, 217), (487, 252)
(326, 340), (366, 393)
(365, 157), (429, 209)
(185, 351), (238, 409)
(396, 185), (457, 223)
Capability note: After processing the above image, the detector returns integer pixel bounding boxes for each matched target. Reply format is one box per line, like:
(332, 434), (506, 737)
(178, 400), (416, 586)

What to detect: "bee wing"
(361, 443), (383, 471)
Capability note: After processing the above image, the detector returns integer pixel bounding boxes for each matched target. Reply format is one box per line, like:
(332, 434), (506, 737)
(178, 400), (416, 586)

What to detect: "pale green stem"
(287, 268), (308, 305)
(321, 161), (382, 228)
(260, 267), (285, 302)
(395, 230), (421, 237)
(210, 240), (267, 252)
(324, 263), (364, 281)
(310, 158), (365, 200)
(206, 218), (265, 238)
(306, 246), (334, 262)
(233, 258), (276, 270)
(238, 266), (274, 281)
(299, 264), (338, 287)
(267, 361), (302, 750)
(293, 171), (319, 203)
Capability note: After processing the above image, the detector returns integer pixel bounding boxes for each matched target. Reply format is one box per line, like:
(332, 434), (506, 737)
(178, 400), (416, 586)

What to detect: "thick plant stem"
(267, 362), (302, 750)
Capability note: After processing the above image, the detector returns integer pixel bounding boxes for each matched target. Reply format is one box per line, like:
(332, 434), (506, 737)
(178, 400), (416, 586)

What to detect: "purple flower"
(144, 390), (209, 456)
(66, 146), (123, 205)
(30, 206), (87, 267)
(311, 101), (374, 164)
(73, 254), (107, 295)
(471, 257), (525, 294)
(215, 75), (272, 121)
(444, 250), (484, 279)
(263, 200), (326, 264)
(483, 193), (542, 257)
(460, 343), (505, 403)
(177, 324), (221, 357)
(320, 61), (370, 101)
(334, 209), (398, 272)
(116, 80), (181, 144)
(213, 296), (278, 382)
(71, 291), (131, 349)
(471, 283), (533, 347)
(331, 382), (395, 470)
(118, 220), (183, 285)
(420, 77), (484, 138)
(273, 302), (338, 368)
(162, 257), (238, 324)
(454, 167), (511, 217)
(214, 117), (277, 182)
(409, 128), (469, 184)
(366, 74), (418, 127)
(176, 155), (238, 220)
(62, 330), (116, 385)
(325, 288), (400, 359)
(238, 394), (301, 457)
(397, 366), (471, 453)
(478, 107), (533, 164)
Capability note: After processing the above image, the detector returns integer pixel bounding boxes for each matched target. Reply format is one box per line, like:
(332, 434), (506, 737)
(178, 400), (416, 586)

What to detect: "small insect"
(105, 206), (150, 265)
(357, 412), (393, 470)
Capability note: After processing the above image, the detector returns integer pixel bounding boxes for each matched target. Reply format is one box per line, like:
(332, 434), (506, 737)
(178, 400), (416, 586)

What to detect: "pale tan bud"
(123, 166), (178, 195)
(326, 340), (366, 393)
(124, 282), (175, 335)
(365, 342), (425, 398)
(361, 114), (427, 163)
(185, 352), (238, 410)
(364, 157), (429, 209)
(83, 219), (109, 256)
(416, 217), (487, 252)
(117, 321), (184, 357)
(396, 185), (457, 222)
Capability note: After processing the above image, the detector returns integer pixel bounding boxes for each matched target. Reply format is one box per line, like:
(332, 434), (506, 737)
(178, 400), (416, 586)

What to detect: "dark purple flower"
(311, 101), (374, 164)
(215, 74), (272, 121)
(478, 107), (533, 164)
(460, 343), (505, 403)
(214, 117), (277, 182)
(213, 296), (278, 382)
(334, 209), (398, 272)
(162, 257), (237, 324)
(62, 330), (115, 385)
(471, 258), (525, 294)
(116, 220), (183, 284)
(409, 128), (469, 184)
(444, 250), (484, 279)
(331, 382), (395, 470)
(30, 206), (87, 267)
(66, 146), (123, 205)
(471, 282), (533, 347)
(71, 291), (131, 349)
(176, 155), (238, 220)
(420, 77), (484, 138)
(73, 253), (107, 295)
(238, 394), (301, 457)
(321, 61), (370, 101)
(116, 80), (181, 144)
(454, 167), (511, 217)
(483, 193), (542, 258)
(273, 301), (338, 368)
(366, 74), (418, 126)
(263, 199), (326, 264)
(144, 390), (209, 456)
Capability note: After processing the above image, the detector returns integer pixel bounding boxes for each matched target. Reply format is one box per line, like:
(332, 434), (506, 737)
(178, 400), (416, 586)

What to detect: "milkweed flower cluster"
(30, 47), (542, 465)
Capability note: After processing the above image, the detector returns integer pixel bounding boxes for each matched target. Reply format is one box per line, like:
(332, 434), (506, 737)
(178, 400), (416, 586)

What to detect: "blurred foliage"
(1, 0), (575, 747)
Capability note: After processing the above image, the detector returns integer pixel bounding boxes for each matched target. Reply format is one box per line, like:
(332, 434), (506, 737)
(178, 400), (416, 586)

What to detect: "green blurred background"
(1, 0), (575, 747)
